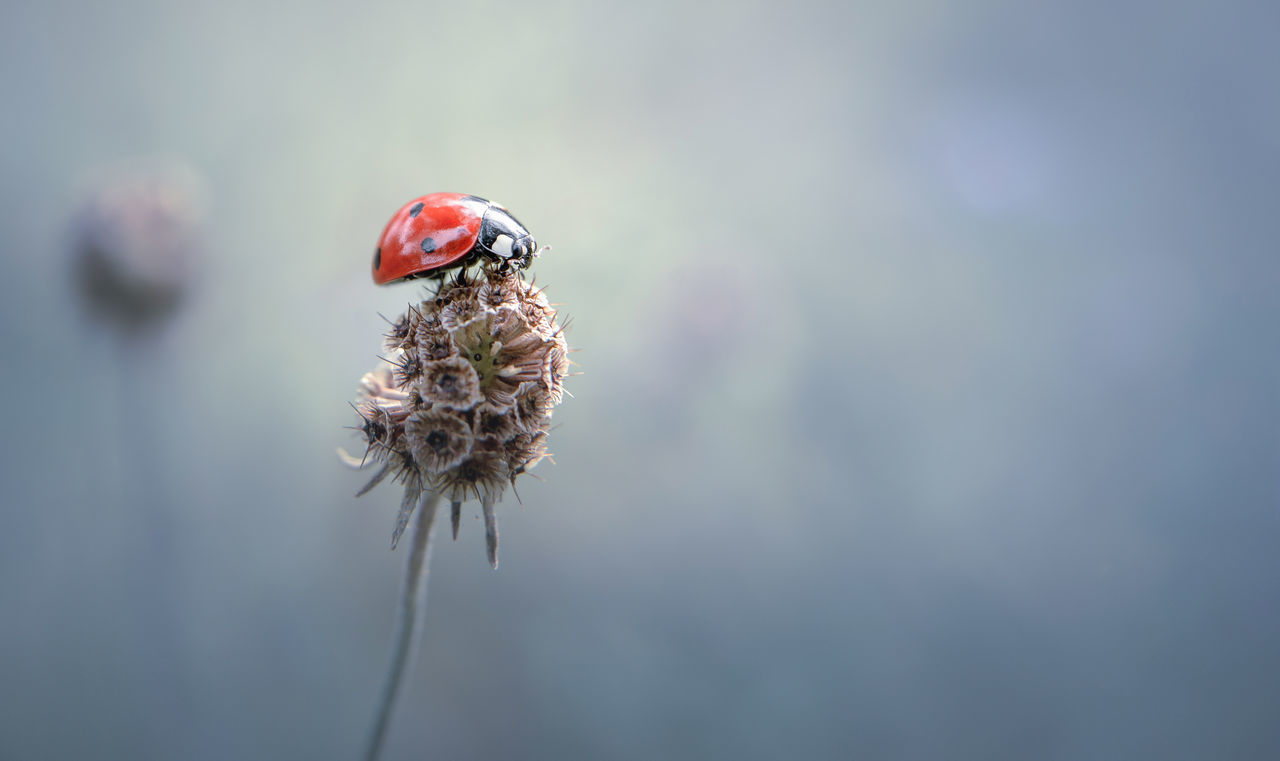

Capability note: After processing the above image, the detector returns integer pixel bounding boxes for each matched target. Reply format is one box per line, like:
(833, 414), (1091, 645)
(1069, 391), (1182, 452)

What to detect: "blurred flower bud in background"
(71, 162), (206, 334)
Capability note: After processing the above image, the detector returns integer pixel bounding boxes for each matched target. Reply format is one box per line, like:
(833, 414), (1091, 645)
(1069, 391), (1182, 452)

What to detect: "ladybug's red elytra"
(372, 193), (540, 285)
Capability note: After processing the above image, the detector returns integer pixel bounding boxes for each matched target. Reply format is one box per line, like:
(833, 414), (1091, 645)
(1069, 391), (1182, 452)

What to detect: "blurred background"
(2, 0), (1278, 758)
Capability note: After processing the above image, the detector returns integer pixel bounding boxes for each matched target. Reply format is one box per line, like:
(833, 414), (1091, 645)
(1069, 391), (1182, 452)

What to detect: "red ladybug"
(372, 193), (540, 285)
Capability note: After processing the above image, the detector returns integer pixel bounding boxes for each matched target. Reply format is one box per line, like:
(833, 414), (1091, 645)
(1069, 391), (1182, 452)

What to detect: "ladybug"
(372, 193), (540, 285)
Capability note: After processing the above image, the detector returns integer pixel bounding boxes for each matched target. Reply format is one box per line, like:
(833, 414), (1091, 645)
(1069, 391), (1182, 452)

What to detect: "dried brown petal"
(358, 366), (401, 402)
(481, 379), (520, 409)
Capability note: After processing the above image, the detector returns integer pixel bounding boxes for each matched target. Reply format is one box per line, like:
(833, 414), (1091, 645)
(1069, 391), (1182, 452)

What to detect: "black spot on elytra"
(421, 237), (437, 253)
(374, 248), (381, 270)
(409, 202), (425, 218)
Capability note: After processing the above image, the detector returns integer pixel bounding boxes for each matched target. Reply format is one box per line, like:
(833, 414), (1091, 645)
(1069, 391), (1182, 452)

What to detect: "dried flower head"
(345, 268), (570, 568)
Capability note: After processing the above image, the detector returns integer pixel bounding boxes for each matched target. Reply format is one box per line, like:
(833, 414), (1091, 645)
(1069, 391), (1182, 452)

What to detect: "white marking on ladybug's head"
(490, 234), (515, 257)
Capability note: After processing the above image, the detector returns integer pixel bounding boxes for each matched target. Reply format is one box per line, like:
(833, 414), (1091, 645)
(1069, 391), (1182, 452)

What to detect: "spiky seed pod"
(348, 267), (569, 568)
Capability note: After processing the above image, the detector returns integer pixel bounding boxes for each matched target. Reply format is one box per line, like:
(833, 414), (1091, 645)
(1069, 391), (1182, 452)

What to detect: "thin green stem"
(364, 490), (441, 761)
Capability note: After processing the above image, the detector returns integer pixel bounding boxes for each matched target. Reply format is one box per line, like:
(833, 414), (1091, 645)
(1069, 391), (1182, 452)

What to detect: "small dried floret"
(473, 401), (516, 442)
(439, 293), (481, 331)
(504, 431), (549, 473)
(419, 355), (482, 410)
(519, 288), (558, 336)
(384, 313), (413, 351)
(490, 308), (527, 344)
(357, 404), (395, 448)
(496, 334), (550, 386)
(415, 321), (456, 362)
(405, 408), (473, 474)
(480, 383), (519, 410)
(514, 383), (553, 432)
(478, 275), (520, 310)
(434, 453), (507, 503)
(543, 343), (569, 403)
(391, 351), (423, 387)
(416, 306), (443, 333)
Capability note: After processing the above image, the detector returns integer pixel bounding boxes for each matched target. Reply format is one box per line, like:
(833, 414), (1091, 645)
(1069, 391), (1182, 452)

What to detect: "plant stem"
(364, 490), (441, 761)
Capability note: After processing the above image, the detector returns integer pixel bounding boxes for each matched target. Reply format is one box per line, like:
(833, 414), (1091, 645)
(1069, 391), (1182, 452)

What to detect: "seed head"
(348, 268), (571, 567)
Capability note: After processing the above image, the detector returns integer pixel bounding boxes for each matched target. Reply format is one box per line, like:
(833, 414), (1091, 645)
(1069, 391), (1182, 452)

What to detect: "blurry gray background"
(2, 0), (1278, 759)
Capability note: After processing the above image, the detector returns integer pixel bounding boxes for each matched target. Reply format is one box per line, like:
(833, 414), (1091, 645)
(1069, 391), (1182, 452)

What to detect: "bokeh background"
(3, 0), (1278, 759)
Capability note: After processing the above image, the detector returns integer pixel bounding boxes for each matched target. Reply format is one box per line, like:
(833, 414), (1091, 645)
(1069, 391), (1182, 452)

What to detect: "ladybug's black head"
(478, 204), (539, 269)
(511, 236), (538, 267)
